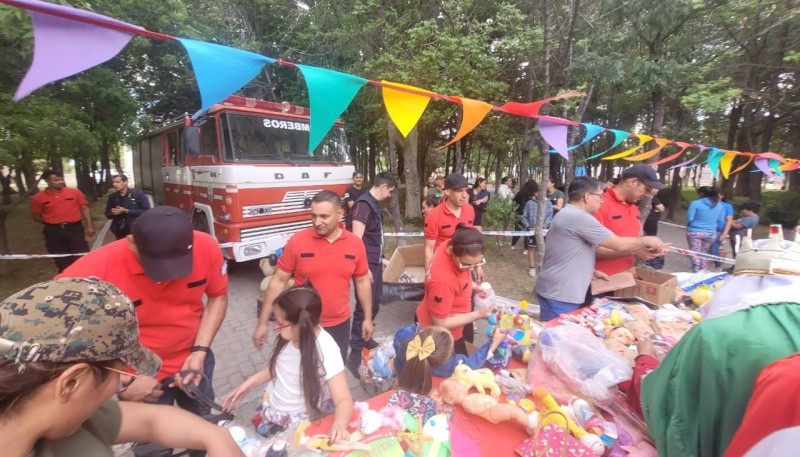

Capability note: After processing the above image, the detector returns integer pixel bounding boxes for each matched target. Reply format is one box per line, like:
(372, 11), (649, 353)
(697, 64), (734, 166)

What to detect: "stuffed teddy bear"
(257, 257), (294, 317)
(453, 362), (501, 397)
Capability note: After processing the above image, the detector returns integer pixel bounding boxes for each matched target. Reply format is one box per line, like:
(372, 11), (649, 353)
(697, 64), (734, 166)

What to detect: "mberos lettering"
(262, 119), (310, 131)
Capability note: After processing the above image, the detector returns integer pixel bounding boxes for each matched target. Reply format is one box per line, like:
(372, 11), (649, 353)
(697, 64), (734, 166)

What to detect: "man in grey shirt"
(536, 177), (664, 321)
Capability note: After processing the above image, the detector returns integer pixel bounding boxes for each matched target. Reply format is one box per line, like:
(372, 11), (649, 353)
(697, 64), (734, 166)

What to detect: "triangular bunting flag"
(602, 135), (652, 161)
(179, 38), (274, 113)
(755, 152), (787, 163)
(548, 123), (605, 153)
(437, 97), (493, 150)
(497, 92), (584, 117)
(624, 138), (672, 161)
(12, 0), (144, 100)
(297, 65), (367, 154)
(539, 118), (570, 159)
(584, 129), (632, 160)
(731, 154), (754, 175)
(720, 152), (737, 179)
(705, 148), (724, 177)
(381, 81), (435, 137)
(754, 158), (774, 177)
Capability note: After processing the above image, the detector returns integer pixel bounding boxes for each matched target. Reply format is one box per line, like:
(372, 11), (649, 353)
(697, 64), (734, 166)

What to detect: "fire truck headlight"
(243, 245), (263, 258)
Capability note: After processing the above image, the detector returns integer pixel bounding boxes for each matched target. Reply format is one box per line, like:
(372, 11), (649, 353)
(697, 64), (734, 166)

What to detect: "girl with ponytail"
(224, 284), (353, 443)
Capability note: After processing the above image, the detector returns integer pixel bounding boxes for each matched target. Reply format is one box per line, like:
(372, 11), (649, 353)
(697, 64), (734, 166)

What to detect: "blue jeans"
(537, 294), (581, 322)
(350, 262), (383, 357)
(710, 231), (724, 267)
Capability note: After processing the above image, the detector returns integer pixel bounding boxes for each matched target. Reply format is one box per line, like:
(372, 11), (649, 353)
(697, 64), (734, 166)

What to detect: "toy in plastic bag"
(530, 323), (632, 404)
(358, 336), (396, 392)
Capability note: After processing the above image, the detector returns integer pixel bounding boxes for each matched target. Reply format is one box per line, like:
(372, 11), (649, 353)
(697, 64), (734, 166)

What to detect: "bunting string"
(1, 0), (797, 173)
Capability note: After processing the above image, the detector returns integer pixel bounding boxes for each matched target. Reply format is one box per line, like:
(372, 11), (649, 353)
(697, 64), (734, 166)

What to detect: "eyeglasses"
(273, 321), (293, 331)
(104, 366), (141, 394)
(457, 257), (486, 270)
(588, 192), (605, 198)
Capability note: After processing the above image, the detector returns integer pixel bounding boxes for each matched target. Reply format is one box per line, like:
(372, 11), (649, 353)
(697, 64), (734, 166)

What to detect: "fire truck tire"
(191, 209), (210, 234)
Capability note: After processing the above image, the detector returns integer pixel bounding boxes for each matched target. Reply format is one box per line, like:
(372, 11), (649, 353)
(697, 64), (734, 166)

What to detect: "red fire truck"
(132, 96), (355, 262)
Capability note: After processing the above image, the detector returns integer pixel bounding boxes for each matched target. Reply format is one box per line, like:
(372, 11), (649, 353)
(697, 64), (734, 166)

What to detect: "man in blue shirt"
(721, 201), (761, 257)
(710, 193), (735, 267)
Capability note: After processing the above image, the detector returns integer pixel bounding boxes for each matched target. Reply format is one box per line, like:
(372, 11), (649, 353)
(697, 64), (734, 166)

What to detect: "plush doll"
(439, 376), (538, 434)
(452, 362), (501, 397)
(350, 402), (408, 435)
(293, 420), (371, 454)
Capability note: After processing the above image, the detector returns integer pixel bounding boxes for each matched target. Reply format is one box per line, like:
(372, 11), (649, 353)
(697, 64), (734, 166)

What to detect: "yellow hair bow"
(406, 335), (436, 361)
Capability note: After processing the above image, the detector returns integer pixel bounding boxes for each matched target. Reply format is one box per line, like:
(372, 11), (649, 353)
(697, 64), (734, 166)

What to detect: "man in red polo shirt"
(423, 173), (476, 269)
(58, 206), (228, 429)
(30, 170), (95, 272)
(594, 165), (667, 278)
(253, 190), (373, 362)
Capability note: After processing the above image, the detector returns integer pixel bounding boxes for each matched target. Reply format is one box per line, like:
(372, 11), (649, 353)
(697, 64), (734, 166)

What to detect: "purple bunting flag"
(539, 118), (570, 159)
(11, 0), (143, 100)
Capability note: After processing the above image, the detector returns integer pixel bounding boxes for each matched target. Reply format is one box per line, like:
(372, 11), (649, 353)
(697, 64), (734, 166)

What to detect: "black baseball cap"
(132, 206), (194, 281)
(443, 173), (468, 190)
(621, 164), (665, 190)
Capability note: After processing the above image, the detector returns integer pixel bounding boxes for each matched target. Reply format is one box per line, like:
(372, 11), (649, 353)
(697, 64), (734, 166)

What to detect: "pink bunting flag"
(539, 118), (570, 159)
(9, 0), (144, 100)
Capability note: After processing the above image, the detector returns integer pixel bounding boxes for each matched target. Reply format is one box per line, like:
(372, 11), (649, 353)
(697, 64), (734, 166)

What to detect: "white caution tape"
(0, 252), (88, 260)
(668, 246), (735, 265)
(384, 230), (540, 237)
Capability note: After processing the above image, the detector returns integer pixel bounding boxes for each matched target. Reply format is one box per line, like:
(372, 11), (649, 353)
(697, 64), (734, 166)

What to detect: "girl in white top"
(223, 285), (353, 444)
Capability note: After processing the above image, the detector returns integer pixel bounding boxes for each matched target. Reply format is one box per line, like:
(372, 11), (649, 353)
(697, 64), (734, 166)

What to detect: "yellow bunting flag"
(602, 134), (653, 160)
(623, 138), (672, 161)
(436, 97), (494, 151)
(720, 152), (737, 179)
(382, 81), (436, 137)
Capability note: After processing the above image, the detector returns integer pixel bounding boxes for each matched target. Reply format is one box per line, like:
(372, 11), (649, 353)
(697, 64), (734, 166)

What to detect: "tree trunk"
(0, 197), (25, 276)
(403, 127), (422, 219)
(666, 168), (682, 221)
(454, 139), (464, 174)
(386, 118), (404, 234)
(0, 171), (12, 205)
(368, 133), (378, 181)
(534, 0), (552, 269)
(13, 167), (27, 195)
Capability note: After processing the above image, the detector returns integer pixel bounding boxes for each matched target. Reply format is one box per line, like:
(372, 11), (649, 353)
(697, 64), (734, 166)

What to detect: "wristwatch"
(191, 345), (211, 353)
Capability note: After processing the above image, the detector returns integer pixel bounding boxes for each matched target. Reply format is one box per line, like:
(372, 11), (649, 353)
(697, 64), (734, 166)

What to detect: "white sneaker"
(510, 246), (516, 250)
(522, 250), (528, 255)
(528, 268), (536, 277)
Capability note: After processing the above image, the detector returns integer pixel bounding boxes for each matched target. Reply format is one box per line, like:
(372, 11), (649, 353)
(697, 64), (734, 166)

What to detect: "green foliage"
(482, 196), (517, 231)
(759, 192), (800, 227)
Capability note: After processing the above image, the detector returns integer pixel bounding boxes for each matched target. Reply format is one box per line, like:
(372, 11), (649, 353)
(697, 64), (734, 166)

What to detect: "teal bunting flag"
(583, 129), (632, 161)
(178, 38), (275, 113)
(296, 64), (367, 154)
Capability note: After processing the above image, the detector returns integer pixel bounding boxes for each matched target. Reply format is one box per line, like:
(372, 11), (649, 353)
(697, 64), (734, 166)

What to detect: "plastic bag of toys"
(358, 336), (396, 392)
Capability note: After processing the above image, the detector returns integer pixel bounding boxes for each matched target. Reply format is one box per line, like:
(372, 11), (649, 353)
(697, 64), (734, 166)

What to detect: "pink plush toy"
(349, 402), (407, 435)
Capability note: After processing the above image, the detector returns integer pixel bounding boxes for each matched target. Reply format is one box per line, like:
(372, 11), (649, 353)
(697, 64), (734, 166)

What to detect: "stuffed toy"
(453, 362), (501, 397)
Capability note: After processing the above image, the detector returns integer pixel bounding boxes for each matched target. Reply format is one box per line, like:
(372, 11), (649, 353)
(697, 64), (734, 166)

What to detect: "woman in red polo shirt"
(416, 225), (493, 355)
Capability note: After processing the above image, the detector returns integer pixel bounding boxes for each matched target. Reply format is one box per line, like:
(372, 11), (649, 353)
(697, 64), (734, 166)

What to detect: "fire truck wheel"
(191, 209), (210, 233)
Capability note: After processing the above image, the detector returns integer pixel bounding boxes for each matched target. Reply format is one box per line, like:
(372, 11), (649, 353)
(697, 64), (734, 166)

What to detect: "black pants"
(350, 262), (383, 356)
(510, 219), (530, 248)
(136, 351), (216, 457)
(43, 223), (88, 272)
(325, 318), (351, 363)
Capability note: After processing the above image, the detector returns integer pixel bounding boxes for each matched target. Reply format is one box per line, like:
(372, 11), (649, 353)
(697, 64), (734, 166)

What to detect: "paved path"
(210, 221), (701, 409)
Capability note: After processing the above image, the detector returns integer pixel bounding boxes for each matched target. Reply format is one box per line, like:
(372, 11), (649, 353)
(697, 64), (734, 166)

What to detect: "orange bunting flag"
(720, 152), (737, 179)
(731, 154), (754, 175)
(602, 134), (653, 160)
(437, 97), (494, 151)
(623, 138), (672, 161)
(381, 81), (435, 137)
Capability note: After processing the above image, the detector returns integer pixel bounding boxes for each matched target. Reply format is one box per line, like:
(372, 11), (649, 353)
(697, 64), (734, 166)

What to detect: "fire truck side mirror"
(184, 126), (201, 156)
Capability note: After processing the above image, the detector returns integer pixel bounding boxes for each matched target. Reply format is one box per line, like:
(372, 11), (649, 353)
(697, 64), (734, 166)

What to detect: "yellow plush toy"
(531, 386), (605, 455)
(453, 362), (501, 397)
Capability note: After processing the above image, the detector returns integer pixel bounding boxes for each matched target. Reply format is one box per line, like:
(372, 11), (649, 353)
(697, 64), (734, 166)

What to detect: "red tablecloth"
(306, 373), (530, 456)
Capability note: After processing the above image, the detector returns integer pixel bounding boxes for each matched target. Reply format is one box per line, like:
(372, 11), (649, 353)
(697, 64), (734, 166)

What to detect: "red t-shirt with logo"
(277, 225), (369, 327)
(30, 187), (88, 224)
(58, 231), (228, 379)
(416, 240), (473, 340)
(593, 186), (641, 276)
(424, 202), (475, 250)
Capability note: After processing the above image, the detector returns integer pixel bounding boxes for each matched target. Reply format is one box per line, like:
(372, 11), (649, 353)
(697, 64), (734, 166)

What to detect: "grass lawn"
(0, 193), (107, 298)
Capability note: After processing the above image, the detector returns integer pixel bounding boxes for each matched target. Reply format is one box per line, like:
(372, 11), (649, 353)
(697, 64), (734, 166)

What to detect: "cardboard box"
(616, 267), (677, 305)
(382, 244), (426, 303)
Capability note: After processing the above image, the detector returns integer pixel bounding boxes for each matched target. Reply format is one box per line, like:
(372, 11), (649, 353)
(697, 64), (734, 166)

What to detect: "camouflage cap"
(0, 277), (161, 376)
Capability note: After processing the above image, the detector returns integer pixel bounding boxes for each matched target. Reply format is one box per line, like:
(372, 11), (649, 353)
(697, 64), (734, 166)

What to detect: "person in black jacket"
(105, 174), (151, 239)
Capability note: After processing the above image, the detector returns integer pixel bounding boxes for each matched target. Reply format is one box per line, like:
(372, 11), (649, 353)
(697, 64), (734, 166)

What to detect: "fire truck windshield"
(221, 113), (350, 164)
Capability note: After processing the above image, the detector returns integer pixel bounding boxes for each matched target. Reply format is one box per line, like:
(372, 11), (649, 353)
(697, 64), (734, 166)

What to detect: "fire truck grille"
(239, 219), (313, 241)
(242, 190), (322, 218)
